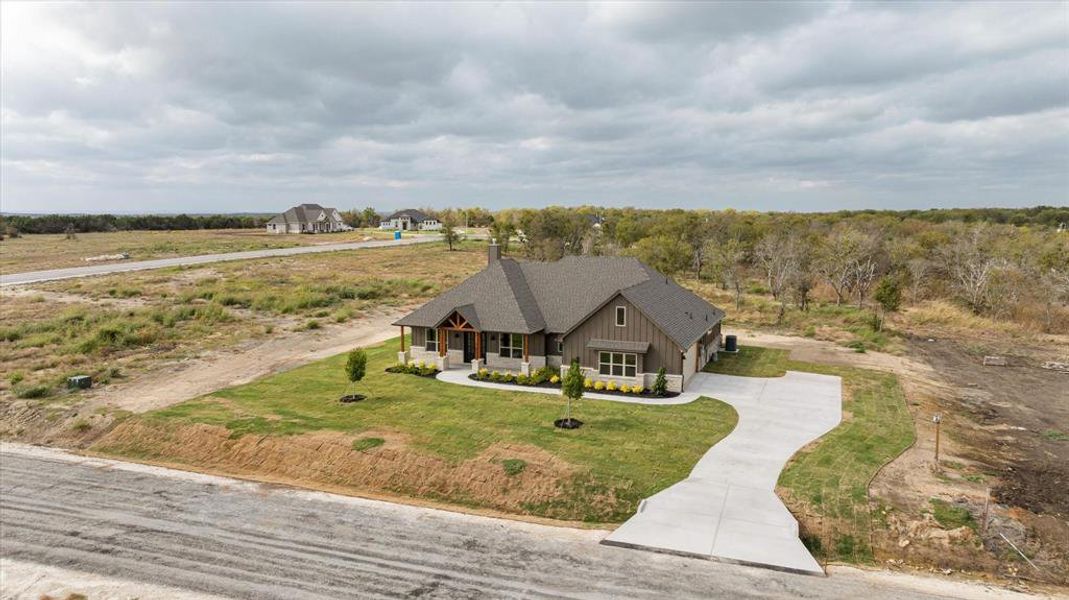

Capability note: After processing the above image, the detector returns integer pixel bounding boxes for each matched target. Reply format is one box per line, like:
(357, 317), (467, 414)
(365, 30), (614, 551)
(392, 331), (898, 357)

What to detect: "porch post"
(523, 334), (530, 362)
(400, 326), (405, 352)
(475, 331), (482, 360)
(438, 327), (446, 357)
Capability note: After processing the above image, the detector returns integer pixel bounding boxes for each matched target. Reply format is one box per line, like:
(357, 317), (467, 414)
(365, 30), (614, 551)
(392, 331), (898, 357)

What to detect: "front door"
(463, 332), (476, 363)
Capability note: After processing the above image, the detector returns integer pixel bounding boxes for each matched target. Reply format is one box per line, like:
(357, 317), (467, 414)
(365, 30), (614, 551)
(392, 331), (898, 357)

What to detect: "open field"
(92, 338), (738, 524)
(0, 228), (403, 272)
(705, 346), (915, 565)
(0, 241), (486, 405)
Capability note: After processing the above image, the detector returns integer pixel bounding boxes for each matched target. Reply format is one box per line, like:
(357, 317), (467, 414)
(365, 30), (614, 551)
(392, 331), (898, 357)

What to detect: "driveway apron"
(603, 371), (842, 575)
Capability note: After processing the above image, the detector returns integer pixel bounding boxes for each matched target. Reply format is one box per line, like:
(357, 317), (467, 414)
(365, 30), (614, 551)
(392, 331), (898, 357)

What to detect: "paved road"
(0, 444), (1025, 600)
(0, 235), (440, 286)
(606, 371), (842, 574)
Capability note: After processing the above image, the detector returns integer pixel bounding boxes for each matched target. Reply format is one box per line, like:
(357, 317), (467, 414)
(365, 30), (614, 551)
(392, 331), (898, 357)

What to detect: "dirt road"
(91, 309), (409, 413)
(0, 444), (1043, 600)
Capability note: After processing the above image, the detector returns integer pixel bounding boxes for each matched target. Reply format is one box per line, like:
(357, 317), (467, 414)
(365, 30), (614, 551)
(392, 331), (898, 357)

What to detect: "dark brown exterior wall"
(561, 294), (682, 375)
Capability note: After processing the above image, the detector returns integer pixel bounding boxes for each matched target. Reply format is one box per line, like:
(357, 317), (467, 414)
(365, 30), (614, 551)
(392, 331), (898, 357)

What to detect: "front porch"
(398, 312), (545, 375)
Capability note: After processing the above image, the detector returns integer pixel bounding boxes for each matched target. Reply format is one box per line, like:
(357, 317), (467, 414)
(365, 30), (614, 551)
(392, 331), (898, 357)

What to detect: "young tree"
(441, 213), (460, 251)
(343, 348), (368, 400)
(559, 360), (584, 428)
(652, 367), (668, 396)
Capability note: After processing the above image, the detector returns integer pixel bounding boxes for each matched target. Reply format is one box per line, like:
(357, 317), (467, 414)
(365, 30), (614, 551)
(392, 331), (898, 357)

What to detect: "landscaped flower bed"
(469, 367), (679, 399)
(386, 361), (440, 377)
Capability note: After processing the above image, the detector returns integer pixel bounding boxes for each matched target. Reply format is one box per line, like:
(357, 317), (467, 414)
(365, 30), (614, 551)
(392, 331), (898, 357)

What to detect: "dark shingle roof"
(267, 204), (342, 225)
(587, 339), (651, 353)
(386, 209), (433, 222)
(394, 255), (724, 349)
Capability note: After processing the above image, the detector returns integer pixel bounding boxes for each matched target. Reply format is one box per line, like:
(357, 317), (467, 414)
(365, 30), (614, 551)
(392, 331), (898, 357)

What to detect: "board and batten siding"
(561, 294), (682, 375)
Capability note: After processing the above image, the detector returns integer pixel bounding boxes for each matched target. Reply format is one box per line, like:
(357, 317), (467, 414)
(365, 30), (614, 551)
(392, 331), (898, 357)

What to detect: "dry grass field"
(0, 228), (400, 272)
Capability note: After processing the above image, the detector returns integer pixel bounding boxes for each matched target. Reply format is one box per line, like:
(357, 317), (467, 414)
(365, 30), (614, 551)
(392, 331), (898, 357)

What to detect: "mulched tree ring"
(339, 394), (366, 403)
(554, 418), (583, 429)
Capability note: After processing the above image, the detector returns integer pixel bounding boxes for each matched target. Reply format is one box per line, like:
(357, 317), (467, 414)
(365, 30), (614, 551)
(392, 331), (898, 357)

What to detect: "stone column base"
(471, 358), (483, 373)
(435, 354), (450, 371)
(397, 351), (409, 365)
(520, 362), (531, 376)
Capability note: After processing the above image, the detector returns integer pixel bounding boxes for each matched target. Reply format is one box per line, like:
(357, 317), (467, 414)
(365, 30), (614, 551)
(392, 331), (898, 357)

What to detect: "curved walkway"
(0, 235), (440, 286)
(604, 371), (842, 575)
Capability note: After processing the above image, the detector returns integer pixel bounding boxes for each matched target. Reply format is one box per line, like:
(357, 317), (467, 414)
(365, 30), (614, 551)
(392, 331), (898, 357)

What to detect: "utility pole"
(932, 414), (943, 470)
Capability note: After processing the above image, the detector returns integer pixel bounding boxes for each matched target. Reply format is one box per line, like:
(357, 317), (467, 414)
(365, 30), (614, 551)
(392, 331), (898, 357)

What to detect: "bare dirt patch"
(92, 420), (582, 517)
(85, 308), (411, 414)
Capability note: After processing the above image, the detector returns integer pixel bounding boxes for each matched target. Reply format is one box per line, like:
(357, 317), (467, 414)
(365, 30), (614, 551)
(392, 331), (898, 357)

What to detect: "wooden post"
(439, 327), (446, 357)
(475, 332), (482, 360)
(523, 334), (530, 362)
(933, 414), (942, 470)
(400, 326), (405, 352)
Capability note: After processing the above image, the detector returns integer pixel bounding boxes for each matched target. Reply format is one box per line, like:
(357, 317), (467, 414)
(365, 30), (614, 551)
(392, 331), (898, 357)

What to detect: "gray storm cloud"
(1, 2), (1066, 214)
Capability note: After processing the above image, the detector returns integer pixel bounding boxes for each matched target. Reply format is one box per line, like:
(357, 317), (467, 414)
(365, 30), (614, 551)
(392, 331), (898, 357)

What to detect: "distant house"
(380, 209), (441, 231)
(266, 204), (348, 234)
(394, 244), (724, 392)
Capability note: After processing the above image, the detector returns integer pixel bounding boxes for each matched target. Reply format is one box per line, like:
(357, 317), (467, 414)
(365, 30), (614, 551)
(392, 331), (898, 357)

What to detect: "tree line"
(488, 206), (1069, 333)
(1, 213), (270, 235)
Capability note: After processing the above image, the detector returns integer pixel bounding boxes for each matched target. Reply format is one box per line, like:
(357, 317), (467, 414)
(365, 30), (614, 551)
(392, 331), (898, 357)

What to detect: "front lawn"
(706, 344), (915, 564)
(93, 338), (737, 524)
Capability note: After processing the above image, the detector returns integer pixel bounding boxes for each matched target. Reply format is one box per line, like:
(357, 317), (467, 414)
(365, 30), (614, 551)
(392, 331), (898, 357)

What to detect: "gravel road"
(0, 444), (1036, 600)
(0, 235), (440, 286)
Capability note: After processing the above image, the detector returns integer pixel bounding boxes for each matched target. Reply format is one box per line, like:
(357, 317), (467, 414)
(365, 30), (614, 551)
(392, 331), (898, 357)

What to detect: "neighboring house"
(380, 209), (442, 231)
(266, 204), (349, 234)
(394, 245), (724, 392)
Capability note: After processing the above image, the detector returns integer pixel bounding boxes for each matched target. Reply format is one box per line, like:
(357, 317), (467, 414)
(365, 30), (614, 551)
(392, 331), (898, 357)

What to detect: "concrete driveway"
(0, 235), (441, 286)
(603, 370), (842, 575)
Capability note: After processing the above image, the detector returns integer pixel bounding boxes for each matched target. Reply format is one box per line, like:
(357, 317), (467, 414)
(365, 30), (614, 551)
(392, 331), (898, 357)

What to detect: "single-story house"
(394, 245), (724, 392)
(266, 204), (349, 234)
(380, 209), (441, 231)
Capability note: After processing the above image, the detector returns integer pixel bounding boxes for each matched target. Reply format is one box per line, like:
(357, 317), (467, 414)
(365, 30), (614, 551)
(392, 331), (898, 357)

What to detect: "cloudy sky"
(2, 2), (1067, 214)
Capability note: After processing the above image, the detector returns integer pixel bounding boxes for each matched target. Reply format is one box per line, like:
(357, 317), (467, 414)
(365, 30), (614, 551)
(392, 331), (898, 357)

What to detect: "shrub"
(516, 374), (530, 385)
(653, 367), (668, 396)
(501, 459), (527, 476)
(490, 370), (502, 382)
(606, 381), (617, 391)
(594, 380), (606, 391)
(478, 368), (489, 378)
(345, 349), (367, 383)
(633, 386), (645, 395)
(502, 373), (515, 383)
(14, 384), (51, 399)
(550, 375), (560, 384)
(71, 419), (92, 433)
(583, 378), (593, 389)
(618, 384), (630, 393)
(8, 371), (25, 385)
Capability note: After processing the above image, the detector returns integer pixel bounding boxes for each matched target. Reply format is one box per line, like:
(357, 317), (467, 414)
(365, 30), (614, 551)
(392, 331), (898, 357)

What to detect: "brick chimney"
(488, 242), (501, 265)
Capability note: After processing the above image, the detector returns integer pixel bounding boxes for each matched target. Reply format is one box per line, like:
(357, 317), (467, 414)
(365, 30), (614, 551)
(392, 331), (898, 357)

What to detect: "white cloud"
(0, 2), (1066, 214)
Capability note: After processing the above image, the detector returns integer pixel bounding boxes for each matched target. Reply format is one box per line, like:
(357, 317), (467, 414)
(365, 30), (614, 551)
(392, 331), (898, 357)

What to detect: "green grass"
(113, 338), (738, 523)
(1042, 429), (1069, 442)
(929, 498), (977, 531)
(704, 345), (788, 377)
(708, 344), (914, 565)
(352, 437), (385, 452)
(501, 458), (527, 476)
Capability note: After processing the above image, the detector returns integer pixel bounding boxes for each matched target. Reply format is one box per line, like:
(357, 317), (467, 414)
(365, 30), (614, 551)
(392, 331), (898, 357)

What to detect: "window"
(500, 333), (523, 359)
(599, 352), (637, 377)
(556, 338), (563, 354)
(425, 328), (438, 352)
(615, 306), (627, 327)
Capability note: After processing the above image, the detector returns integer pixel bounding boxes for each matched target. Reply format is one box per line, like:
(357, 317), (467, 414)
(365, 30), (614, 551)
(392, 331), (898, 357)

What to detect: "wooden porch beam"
(475, 331), (482, 361)
(523, 334), (530, 362)
(400, 326), (405, 352)
(438, 327), (446, 357)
